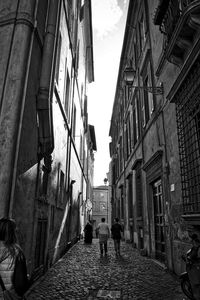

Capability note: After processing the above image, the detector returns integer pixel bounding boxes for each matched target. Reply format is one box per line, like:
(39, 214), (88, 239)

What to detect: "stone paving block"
(26, 239), (185, 300)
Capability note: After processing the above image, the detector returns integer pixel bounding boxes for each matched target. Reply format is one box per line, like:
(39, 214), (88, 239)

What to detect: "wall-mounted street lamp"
(123, 66), (164, 95)
(104, 178), (108, 185)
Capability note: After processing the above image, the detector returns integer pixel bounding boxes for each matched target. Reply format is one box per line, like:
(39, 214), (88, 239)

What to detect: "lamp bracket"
(131, 84), (164, 95)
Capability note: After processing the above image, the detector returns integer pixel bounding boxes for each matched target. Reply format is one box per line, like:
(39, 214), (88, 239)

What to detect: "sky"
(88, 0), (129, 187)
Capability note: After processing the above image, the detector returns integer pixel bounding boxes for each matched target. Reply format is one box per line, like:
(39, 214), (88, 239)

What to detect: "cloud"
(92, 0), (123, 39)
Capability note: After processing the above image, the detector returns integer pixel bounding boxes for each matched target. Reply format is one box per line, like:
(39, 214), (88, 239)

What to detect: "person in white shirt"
(97, 218), (110, 256)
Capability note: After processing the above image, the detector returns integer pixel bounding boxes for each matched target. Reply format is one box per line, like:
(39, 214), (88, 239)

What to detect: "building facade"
(109, 0), (200, 275)
(0, 0), (95, 279)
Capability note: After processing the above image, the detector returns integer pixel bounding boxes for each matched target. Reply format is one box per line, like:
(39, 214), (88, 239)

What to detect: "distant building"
(92, 185), (111, 236)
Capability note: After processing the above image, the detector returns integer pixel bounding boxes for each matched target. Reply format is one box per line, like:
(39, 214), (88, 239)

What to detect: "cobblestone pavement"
(26, 239), (187, 300)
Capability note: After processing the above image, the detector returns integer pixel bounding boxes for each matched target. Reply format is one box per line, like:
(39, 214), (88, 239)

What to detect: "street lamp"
(123, 66), (164, 95)
(103, 178), (109, 223)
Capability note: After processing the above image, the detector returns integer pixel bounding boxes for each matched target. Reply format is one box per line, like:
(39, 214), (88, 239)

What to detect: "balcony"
(154, 0), (200, 66)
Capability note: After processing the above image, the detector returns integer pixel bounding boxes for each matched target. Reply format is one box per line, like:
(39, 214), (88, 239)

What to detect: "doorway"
(35, 218), (47, 271)
(152, 179), (166, 262)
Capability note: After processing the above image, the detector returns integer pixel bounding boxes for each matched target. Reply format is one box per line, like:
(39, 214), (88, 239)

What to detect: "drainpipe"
(37, 0), (61, 169)
(37, 0), (61, 268)
(8, 0), (38, 217)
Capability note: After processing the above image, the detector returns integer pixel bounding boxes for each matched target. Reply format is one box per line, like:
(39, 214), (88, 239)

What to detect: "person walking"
(97, 218), (110, 256)
(0, 218), (30, 299)
(111, 217), (123, 256)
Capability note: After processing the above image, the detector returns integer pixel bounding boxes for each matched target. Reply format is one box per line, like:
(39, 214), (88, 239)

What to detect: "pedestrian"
(111, 217), (123, 256)
(97, 218), (110, 256)
(188, 233), (200, 300)
(0, 218), (30, 299)
(95, 228), (98, 238)
(84, 221), (93, 244)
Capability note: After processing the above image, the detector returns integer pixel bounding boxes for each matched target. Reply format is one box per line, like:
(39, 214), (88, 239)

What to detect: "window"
(124, 125), (128, 161)
(128, 175), (133, 219)
(141, 60), (155, 127)
(125, 114), (132, 160)
(50, 205), (55, 232)
(59, 170), (65, 204)
(136, 11), (146, 58)
(124, 86), (131, 108)
(138, 13), (145, 52)
(72, 105), (76, 140)
(133, 36), (138, 68)
(132, 93), (140, 145)
(119, 136), (123, 173)
(120, 187), (124, 219)
(136, 165), (143, 218)
(35, 219), (47, 269)
(143, 76), (150, 124)
(75, 40), (80, 74)
(153, 179), (165, 262)
(127, 115), (132, 155)
(79, 135), (83, 162)
(64, 68), (71, 119)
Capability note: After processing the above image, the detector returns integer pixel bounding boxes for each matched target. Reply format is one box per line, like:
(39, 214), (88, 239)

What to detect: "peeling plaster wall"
(0, 0), (92, 276)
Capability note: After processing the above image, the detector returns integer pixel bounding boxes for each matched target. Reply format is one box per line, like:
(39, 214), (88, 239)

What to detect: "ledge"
(142, 150), (163, 172)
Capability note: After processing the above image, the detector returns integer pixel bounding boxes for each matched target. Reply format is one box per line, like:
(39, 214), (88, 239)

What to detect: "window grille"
(136, 166), (143, 218)
(175, 59), (200, 214)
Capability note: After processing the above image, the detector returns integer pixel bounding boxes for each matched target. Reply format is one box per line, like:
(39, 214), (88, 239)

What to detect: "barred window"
(175, 60), (200, 214)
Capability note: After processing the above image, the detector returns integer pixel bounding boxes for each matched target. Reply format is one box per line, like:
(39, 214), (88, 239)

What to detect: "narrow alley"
(26, 239), (185, 300)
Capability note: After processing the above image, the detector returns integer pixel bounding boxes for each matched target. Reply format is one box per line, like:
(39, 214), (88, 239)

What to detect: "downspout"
(37, 0), (61, 269)
(9, 0), (39, 217)
(37, 0), (60, 171)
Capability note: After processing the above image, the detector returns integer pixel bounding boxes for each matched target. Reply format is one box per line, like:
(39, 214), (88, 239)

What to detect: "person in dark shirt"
(111, 218), (123, 256)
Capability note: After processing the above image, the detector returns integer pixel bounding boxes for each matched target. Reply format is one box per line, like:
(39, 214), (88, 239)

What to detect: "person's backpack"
(12, 249), (30, 296)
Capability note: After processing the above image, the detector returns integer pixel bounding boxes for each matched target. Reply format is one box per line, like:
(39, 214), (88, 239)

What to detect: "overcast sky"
(88, 0), (128, 186)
